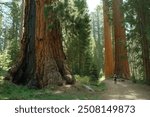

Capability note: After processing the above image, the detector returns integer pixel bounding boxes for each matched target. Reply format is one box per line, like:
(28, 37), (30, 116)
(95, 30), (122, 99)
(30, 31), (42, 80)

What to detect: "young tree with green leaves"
(66, 0), (95, 77)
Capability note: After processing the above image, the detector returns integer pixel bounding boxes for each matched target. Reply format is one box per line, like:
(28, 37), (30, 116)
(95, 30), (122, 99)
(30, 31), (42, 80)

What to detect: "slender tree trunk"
(91, 13), (100, 74)
(96, 7), (103, 74)
(5, 0), (75, 88)
(103, 0), (114, 78)
(112, 0), (130, 79)
(19, 0), (25, 40)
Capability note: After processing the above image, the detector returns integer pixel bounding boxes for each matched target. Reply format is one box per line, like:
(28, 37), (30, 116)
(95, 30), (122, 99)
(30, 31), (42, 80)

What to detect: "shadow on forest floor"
(0, 77), (106, 100)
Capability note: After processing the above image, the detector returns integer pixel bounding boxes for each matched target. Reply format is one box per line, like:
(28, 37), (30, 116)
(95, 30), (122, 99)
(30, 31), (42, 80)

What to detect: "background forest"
(0, 0), (150, 99)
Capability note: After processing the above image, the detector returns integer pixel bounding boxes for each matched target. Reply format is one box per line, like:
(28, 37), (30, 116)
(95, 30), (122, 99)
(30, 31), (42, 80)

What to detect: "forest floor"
(1, 76), (150, 100)
(0, 76), (106, 100)
(100, 79), (150, 100)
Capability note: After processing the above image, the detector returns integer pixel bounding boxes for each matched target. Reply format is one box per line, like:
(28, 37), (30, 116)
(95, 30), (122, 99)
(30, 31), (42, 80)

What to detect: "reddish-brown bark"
(103, 0), (114, 78)
(35, 0), (75, 88)
(5, 0), (75, 88)
(112, 0), (130, 79)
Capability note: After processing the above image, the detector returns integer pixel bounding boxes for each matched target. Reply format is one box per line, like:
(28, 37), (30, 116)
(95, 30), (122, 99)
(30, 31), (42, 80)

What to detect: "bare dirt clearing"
(100, 79), (150, 100)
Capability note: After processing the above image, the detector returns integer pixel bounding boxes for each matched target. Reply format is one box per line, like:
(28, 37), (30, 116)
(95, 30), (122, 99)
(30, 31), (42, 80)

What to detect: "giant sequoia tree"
(103, 0), (114, 78)
(135, 0), (150, 83)
(123, 0), (150, 84)
(5, 0), (75, 88)
(112, 0), (130, 79)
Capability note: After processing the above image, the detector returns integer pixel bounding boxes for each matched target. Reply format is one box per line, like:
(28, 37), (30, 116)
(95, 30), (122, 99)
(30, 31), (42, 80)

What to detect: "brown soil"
(100, 79), (150, 100)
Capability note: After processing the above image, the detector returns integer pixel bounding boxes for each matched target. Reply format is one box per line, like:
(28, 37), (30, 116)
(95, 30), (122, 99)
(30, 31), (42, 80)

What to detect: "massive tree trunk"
(103, 0), (114, 78)
(5, 0), (75, 88)
(112, 0), (130, 79)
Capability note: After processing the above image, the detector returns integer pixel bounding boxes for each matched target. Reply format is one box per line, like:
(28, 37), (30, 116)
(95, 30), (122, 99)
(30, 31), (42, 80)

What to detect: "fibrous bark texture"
(5, 0), (75, 88)
(112, 0), (130, 79)
(103, 0), (114, 78)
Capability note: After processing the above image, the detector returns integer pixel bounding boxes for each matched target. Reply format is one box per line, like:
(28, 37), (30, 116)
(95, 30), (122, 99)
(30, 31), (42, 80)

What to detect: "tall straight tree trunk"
(19, 0), (25, 40)
(96, 7), (103, 74)
(5, 0), (75, 88)
(112, 0), (130, 79)
(136, 0), (150, 84)
(103, 0), (114, 78)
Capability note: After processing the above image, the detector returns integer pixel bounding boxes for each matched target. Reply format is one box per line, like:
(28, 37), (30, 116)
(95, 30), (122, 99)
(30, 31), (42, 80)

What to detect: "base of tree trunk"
(4, 59), (75, 89)
(4, 0), (76, 89)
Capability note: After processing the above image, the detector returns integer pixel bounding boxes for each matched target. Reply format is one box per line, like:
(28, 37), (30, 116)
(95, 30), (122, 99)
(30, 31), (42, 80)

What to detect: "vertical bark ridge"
(112, 0), (130, 79)
(5, 0), (36, 86)
(5, 0), (75, 88)
(35, 0), (74, 88)
(103, 0), (114, 78)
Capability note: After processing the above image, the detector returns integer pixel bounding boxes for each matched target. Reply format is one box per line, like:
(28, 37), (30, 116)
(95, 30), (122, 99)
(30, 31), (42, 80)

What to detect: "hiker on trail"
(114, 74), (117, 84)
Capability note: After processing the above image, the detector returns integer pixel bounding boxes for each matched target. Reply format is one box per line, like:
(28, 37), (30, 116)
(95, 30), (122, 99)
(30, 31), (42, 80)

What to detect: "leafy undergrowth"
(0, 76), (106, 100)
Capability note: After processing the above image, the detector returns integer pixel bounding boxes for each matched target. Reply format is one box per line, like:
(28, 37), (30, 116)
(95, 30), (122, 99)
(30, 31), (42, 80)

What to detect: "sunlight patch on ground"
(2, 97), (9, 100)
(99, 76), (105, 83)
(64, 85), (72, 88)
(0, 77), (4, 84)
(53, 90), (63, 94)
(117, 82), (128, 87)
(124, 95), (137, 99)
(105, 94), (137, 100)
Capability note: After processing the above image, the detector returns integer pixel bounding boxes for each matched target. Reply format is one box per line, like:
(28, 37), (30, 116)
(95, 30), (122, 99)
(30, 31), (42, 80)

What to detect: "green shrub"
(0, 51), (12, 76)
(74, 75), (91, 84)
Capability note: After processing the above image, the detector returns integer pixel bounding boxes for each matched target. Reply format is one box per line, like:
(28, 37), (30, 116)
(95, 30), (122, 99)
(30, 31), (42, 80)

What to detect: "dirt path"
(100, 79), (150, 100)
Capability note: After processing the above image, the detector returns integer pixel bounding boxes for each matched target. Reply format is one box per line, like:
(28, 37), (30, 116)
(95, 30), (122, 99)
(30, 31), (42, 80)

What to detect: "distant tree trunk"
(112, 0), (130, 79)
(103, 0), (114, 78)
(136, 0), (150, 84)
(96, 6), (103, 74)
(19, 0), (25, 40)
(5, 0), (75, 88)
